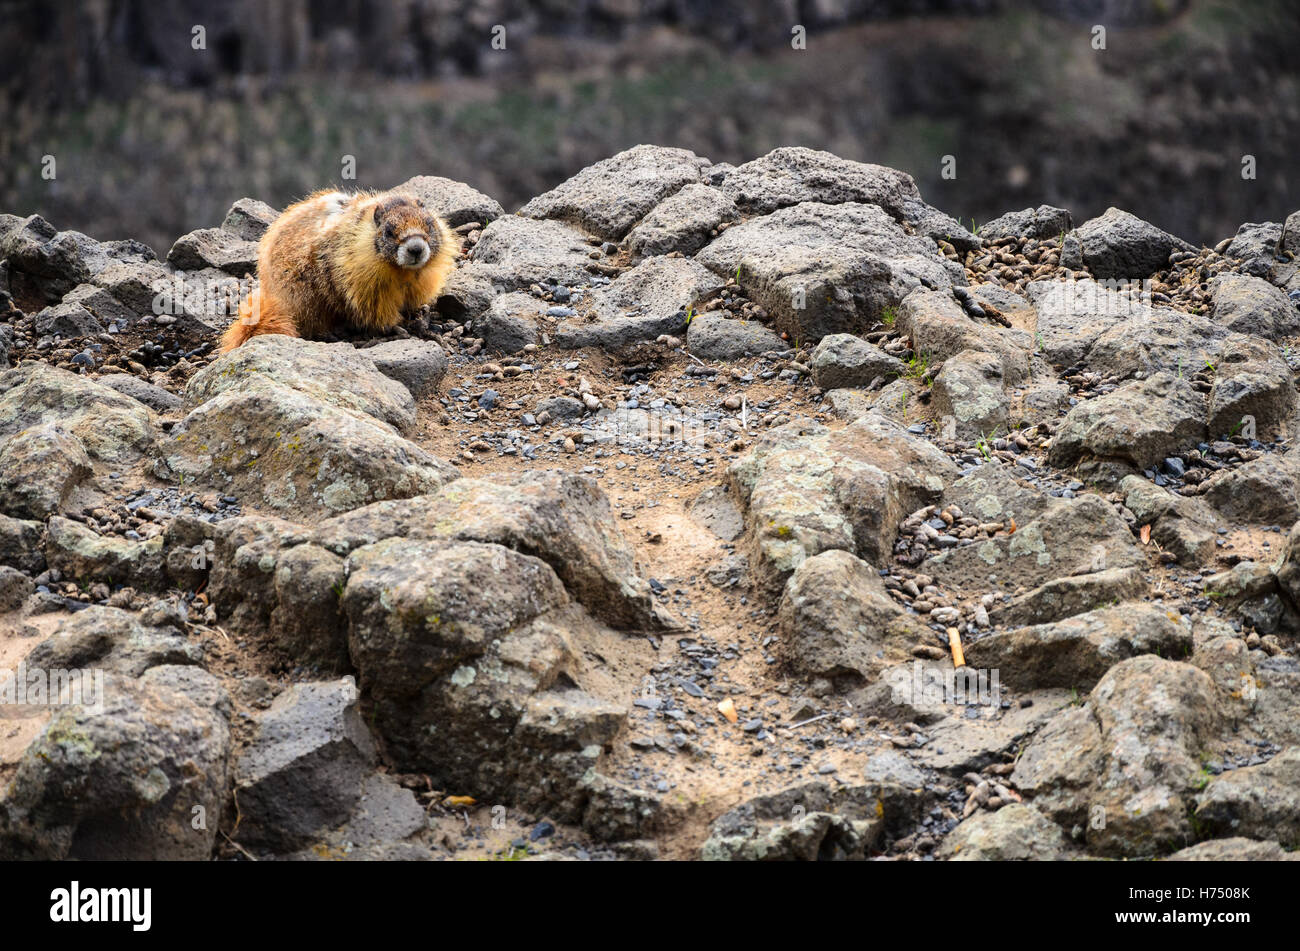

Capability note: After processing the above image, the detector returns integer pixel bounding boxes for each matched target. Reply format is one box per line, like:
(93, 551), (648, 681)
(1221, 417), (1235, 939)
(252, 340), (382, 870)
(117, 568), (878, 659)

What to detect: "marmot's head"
(370, 194), (442, 271)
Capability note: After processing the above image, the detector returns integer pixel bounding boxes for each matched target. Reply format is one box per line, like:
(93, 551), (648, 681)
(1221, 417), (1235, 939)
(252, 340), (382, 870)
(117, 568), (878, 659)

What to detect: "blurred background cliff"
(1, 0), (1296, 253)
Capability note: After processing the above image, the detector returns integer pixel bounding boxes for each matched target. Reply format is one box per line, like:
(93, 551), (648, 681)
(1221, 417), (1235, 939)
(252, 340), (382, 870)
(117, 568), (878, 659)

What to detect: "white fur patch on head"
(316, 191), (351, 232)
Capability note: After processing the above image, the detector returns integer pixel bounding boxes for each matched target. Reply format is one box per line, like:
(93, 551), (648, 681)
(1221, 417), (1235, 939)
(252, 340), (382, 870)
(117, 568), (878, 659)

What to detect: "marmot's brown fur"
(219, 189), (457, 352)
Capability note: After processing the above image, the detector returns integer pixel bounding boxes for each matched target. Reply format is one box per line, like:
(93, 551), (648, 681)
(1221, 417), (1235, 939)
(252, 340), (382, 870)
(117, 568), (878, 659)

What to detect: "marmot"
(219, 189), (457, 352)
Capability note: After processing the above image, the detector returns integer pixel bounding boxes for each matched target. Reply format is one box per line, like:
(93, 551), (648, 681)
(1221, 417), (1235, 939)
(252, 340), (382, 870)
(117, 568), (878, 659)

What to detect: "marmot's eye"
(384, 225), (396, 238)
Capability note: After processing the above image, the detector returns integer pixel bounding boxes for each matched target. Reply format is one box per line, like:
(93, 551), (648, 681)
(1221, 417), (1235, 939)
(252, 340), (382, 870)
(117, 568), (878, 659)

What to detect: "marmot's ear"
(373, 204), (383, 224)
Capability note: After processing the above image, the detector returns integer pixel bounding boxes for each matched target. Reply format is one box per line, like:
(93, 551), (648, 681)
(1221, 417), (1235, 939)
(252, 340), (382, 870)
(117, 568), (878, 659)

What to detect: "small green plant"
(684, 306), (695, 326)
(881, 305), (897, 328)
(904, 351), (931, 382)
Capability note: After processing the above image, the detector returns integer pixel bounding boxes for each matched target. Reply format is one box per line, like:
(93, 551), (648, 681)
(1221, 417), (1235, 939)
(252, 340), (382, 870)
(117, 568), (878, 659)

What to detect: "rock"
(730, 414), (957, 590)
(185, 334), (417, 431)
(1012, 655), (1220, 857)
(1047, 372), (1206, 479)
(473, 292), (543, 353)
(313, 470), (674, 631)
(978, 205), (1074, 242)
(469, 216), (597, 290)
(1201, 452), (1300, 526)
(0, 515), (46, 575)
(45, 516), (166, 589)
(966, 602), (1190, 691)
(579, 771), (668, 843)
(931, 349), (1008, 440)
(0, 565), (34, 612)
(1167, 838), (1297, 861)
(0, 423), (92, 518)
(89, 258), (172, 319)
(687, 313), (785, 361)
(942, 463), (1052, 526)
(396, 174), (506, 229)
(1072, 207), (1194, 279)
(902, 197), (981, 253)
(270, 543), (348, 671)
(988, 566), (1149, 627)
(433, 264), (498, 322)
(1025, 277), (1163, 368)
(1225, 220), (1284, 270)
(166, 227), (258, 276)
(625, 183), (739, 258)
(719, 147), (918, 218)
(519, 144), (707, 240)
(778, 550), (923, 686)
(162, 375), (456, 519)
(809, 333), (907, 390)
(360, 339), (448, 399)
(924, 494), (1143, 593)
(697, 202), (958, 343)
(0, 668), (230, 860)
(938, 803), (1069, 860)
(1195, 747), (1300, 848)
(700, 780), (923, 861)
(558, 256), (723, 349)
(220, 198), (278, 241)
(1, 215), (154, 303)
(1274, 522), (1300, 608)
(1206, 335), (1296, 439)
(233, 678), (377, 852)
(535, 395), (585, 421)
(33, 301), (103, 337)
(1119, 475), (1222, 566)
(1210, 273), (1300, 341)
(23, 605), (202, 677)
(896, 288), (1030, 385)
(95, 373), (184, 414)
(343, 538), (613, 798)
(0, 364), (157, 465)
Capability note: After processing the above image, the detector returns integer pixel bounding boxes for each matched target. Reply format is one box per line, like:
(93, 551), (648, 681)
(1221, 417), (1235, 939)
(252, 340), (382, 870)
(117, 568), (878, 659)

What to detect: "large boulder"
(1072, 207), (1194, 279)
(519, 144), (707, 241)
(696, 202), (958, 343)
(718, 147), (918, 219)
(556, 256), (723, 349)
(396, 174), (505, 228)
(625, 183), (739, 258)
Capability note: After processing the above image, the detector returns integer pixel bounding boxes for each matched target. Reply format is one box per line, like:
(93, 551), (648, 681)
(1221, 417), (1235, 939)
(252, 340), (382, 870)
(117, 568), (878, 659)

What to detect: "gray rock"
(397, 174), (505, 229)
(938, 804), (1069, 860)
(1206, 335), (1296, 439)
(1167, 838), (1297, 861)
(965, 602), (1190, 691)
(778, 549), (924, 685)
(0, 565), (34, 612)
(23, 605), (202, 677)
(931, 349), (1008, 440)
(1195, 747), (1300, 848)
(234, 678), (378, 852)
(166, 227), (259, 276)
(988, 565), (1149, 627)
(730, 414), (957, 591)
(33, 301), (103, 338)
(519, 144), (707, 240)
(220, 198), (278, 241)
(1201, 452), (1300, 526)
(1118, 475), (1222, 566)
(697, 202), (958, 343)
(62, 283), (139, 328)
(1012, 655), (1220, 857)
(0, 423), (92, 519)
(557, 256), (723, 349)
(0, 668), (230, 860)
(902, 197), (981, 253)
(978, 205), (1074, 242)
(1048, 372), (1206, 478)
(535, 395), (585, 421)
(924, 494), (1143, 592)
(687, 313), (784, 361)
(472, 291), (543, 353)
(0, 364), (158, 465)
(89, 258), (172, 319)
(897, 288), (1031, 385)
(1210, 273), (1300, 340)
(361, 339), (448, 399)
(719, 147), (919, 218)
(469, 216), (598, 290)
(95, 374), (184, 413)
(0, 514), (45, 575)
(625, 183), (739, 258)
(45, 516), (166, 589)
(1072, 207), (1194, 279)
(810, 333), (906, 390)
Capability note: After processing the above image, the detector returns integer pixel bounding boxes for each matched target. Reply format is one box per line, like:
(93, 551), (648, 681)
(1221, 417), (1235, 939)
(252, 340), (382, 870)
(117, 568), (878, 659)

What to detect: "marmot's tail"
(219, 288), (299, 352)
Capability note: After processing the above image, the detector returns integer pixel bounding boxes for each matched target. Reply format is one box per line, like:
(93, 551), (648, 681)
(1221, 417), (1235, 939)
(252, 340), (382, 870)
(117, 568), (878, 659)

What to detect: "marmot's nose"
(399, 236), (430, 268)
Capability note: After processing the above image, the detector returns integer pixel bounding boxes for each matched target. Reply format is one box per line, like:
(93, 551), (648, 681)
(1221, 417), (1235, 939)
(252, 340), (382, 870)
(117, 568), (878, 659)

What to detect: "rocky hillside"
(1, 145), (1299, 860)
